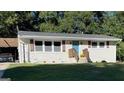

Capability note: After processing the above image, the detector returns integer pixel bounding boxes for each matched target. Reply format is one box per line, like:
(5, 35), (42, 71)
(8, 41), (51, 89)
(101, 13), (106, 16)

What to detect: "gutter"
(18, 35), (122, 42)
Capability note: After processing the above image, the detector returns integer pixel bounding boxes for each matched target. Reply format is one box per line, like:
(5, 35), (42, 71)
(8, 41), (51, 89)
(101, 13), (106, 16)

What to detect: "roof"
(0, 38), (18, 47)
(18, 31), (121, 41)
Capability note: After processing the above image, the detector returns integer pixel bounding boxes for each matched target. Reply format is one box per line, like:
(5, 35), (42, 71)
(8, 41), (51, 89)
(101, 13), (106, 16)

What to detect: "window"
(88, 41), (91, 48)
(54, 42), (61, 52)
(92, 42), (97, 48)
(30, 39), (34, 51)
(45, 41), (52, 52)
(80, 41), (83, 45)
(99, 42), (105, 48)
(106, 41), (109, 48)
(35, 41), (43, 51)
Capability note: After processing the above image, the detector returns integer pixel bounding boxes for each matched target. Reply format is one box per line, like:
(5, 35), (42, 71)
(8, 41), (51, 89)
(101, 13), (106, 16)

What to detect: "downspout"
(17, 25), (20, 63)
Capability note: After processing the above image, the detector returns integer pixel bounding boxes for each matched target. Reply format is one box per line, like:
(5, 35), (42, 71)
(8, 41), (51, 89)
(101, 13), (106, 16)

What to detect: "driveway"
(0, 63), (9, 78)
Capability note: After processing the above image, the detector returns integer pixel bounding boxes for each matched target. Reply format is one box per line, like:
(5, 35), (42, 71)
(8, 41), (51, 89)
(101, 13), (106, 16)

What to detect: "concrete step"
(78, 57), (88, 63)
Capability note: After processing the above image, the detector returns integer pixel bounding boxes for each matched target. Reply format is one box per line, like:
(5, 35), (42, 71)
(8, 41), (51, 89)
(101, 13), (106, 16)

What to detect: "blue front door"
(72, 41), (79, 54)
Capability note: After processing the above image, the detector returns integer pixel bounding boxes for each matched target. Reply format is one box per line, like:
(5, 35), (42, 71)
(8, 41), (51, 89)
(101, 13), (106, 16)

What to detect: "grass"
(2, 63), (124, 81)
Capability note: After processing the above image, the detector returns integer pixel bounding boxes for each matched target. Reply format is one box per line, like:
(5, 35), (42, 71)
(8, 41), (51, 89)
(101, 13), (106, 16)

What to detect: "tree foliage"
(0, 11), (124, 38)
(0, 12), (18, 37)
(117, 42), (124, 61)
(0, 11), (124, 61)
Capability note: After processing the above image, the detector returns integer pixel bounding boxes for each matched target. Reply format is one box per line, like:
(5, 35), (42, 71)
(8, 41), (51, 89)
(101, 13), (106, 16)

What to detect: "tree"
(38, 11), (95, 33)
(0, 12), (18, 37)
(0, 11), (41, 37)
(0, 11), (124, 39)
(117, 42), (124, 61)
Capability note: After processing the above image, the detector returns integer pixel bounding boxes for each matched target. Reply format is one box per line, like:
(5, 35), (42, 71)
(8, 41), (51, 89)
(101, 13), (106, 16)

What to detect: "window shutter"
(30, 39), (34, 51)
(88, 41), (91, 48)
(106, 41), (109, 48)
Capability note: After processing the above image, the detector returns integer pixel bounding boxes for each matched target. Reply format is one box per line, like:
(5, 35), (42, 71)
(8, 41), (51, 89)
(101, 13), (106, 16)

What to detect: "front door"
(72, 41), (79, 54)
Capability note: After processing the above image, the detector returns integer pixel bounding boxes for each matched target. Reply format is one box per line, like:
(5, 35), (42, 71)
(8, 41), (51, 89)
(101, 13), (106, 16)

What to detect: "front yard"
(2, 63), (124, 81)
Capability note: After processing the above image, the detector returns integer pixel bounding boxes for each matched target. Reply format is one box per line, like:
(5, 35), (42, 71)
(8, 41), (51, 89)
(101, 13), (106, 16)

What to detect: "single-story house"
(18, 31), (121, 63)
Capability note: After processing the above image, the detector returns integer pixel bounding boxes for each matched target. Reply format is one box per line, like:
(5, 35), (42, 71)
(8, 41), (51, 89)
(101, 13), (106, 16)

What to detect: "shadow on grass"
(2, 63), (124, 81)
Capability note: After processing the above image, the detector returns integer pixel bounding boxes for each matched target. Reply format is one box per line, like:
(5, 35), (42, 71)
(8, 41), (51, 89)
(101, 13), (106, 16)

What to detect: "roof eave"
(18, 35), (122, 41)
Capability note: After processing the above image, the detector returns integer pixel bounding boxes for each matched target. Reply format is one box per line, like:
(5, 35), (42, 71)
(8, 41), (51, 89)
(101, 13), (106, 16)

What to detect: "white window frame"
(53, 41), (62, 52)
(43, 41), (45, 52)
(34, 40), (62, 52)
(99, 42), (105, 48)
(44, 41), (52, 52)
(91, 41), (98, 48)
(35, 41), (43, 51)
(106, 41), (110, 48)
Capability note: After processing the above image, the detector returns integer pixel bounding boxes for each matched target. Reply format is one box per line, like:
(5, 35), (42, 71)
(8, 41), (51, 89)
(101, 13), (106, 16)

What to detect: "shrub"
(101, 60), (107, 63)
(117, 41), (124, 61)
(88, 61), (93, 63)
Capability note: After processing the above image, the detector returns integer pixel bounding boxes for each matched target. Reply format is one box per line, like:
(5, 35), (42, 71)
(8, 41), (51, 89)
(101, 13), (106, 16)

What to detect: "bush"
(117, 41), (124, 61)
(101, 60), (107, 63)
(88, 61), (93, 63)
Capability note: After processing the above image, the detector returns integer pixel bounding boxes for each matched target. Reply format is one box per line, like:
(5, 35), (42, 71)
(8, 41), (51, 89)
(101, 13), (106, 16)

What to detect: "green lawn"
(2, 63), (124, 81)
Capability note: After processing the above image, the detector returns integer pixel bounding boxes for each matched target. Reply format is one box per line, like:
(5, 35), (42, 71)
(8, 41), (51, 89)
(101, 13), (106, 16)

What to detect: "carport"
(0, 38), (18, 62)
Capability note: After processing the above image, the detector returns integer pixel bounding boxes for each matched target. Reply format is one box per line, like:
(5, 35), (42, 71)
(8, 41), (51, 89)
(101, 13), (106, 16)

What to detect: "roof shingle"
(0, 38), (18, 47)
(18, 31), (121, 41)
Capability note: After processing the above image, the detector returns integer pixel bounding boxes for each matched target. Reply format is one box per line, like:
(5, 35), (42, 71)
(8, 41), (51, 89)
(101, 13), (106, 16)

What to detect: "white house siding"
(30, 52), (74, 63)
(18, 39), (78, 63)
(18, 38), (117, 63)
(79, 41), (116, 62)
(29, 40), (78, 63)
(18, 41), (23, 63)
(18, 38), (30, 63)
